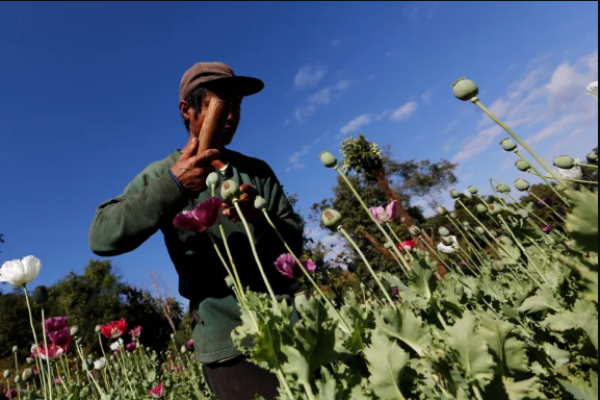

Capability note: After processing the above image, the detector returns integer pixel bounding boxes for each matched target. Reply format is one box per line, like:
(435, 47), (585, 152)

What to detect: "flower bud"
(468, 186), (479, 195)
(207, 172), (220, 191)
(587, 153), (598, 164)
(32, 286), (49, 304)
(221, 180), (241, 202)
(436, 206), (449, 216)
(475, 227), (486, 236)
(499, 236), (513, 246)
(4, 370), (11, 378)
(320, 151), (338, 168)
(476, 204), (488, 214)
(170, 334), (175, 340)
(181, 346), (187, 354)
(12, 346), (18, 354)
(516, 160), (531, 172)
(14, 376), (21, 384)
(514, 179), (530, 192)
(225, 276), (235, 289)
(501, 138), (518, 152)
(450, 190), (460, 199)
(321, 208), (343, 229)
(22, 369), (33, 382)
(490, 231), (498, 238)
(518, 210), (530, 220)
(449, 211), (458, 220)
(384, 242), (394, 250)
(496, 184), (511, 194)
(452, 77), (479, 101)
(489, 203), (504, 215)
(70, 326), (79, 336)
(347, 262), (358, 273)
(254, 196), (267, 211)
(553, 155), (576, 169)
(556, 185), (567, 193)
(26, 358), (34, 365)
(463, 221), (470, 228)
(95, 325), (101, 334)
(439, 227), (451, 237)
(409, 226), (421, 236)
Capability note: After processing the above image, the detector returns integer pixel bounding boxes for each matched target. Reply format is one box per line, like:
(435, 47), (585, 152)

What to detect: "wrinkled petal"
(274, 254), (296, 279)
(437, 243), (456, 254)
(49, 327), (72, 347)
(0, 256), (42, 287)
(301, 259), (317, 274)
(554, 166), (583, 180)
(586, 81), (598, 99)
(192, 197), (224, 229)
(386, 201), (398, 221)
(173, 211), (205, 232)
(369, 207), (388, 224)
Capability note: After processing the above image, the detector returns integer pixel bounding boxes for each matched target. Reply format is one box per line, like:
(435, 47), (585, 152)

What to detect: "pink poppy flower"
(49, 327), (72, 347)
(148, 383), (165, 398)
(543, 225), (553, 234)
(370, 201), (398, 224)
(129, 326), (142, 340)
(54, 378), (62, 385)
(274, 254), (317, 279)
(397, 239), (416, 252)
(173, 197), (224, 233)
(100, 319), (128, 339)
(186, 339), (194, 351)
(125, 343), (137, 353)
(33, 344), (67, 361)
(44, 317), (68, 333)
(5, 388), (18, 399)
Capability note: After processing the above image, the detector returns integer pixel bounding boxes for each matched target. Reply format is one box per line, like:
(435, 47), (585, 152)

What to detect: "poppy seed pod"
(450, 190), (461, 199)
(320, 151), (338, 168)
(499, 236), (514, 246)
(181, 346), (187, 354)
(436, 206), (449, 216)
(321, 209), (343, 229)
(496, 184), (512, 194)
(439, 227), (451, 237)
(515, 179), (530, 192)
(206, 172), (220, 191)
(32, 285), (49, 304)
(490, 231), (498, 238)
(516, 160), (531, 172)
(468, 186), (479, 195)
(4, 370), (11, 379)
(22, 369), (33, 381)
(475, 227), (486, 236)
(501, 138), (518, 152)
(384, 242), (394, 250)
(409, 226), (422, 236)
(489, 203), (504, 215)
(463, 221), (470, 228)
(449, 211), (459, 220)
(26, 358), (34, 365)
(221, 180), (241, 202)
(254, 196), (267, 211)
(12, 346), (18, 354)
(70, 326), (79, 336)
(587, 153), (598, 164)
(493, 261), (504, 272)
(476, 204), (488, 214)
(14, 376), (21, 384)
(95, 326), (101, 334)
(553, 155), (576, 169)
(225, 276), (235, 289)
(452, 77), (479, 101)
(556, 185), (567, 193)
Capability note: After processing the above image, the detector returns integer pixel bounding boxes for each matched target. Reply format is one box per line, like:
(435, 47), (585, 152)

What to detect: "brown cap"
(179, 62), (265, 101)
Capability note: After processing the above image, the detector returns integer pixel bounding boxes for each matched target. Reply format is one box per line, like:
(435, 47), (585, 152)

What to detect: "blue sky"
(0, 1), (598, 303)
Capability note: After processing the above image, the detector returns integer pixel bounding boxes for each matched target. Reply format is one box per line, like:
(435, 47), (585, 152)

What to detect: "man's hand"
(171, 135), (221, 194)
(223, 184), (265, 225)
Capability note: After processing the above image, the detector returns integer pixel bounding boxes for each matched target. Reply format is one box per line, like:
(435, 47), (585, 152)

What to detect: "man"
(89, 62), (303, 400)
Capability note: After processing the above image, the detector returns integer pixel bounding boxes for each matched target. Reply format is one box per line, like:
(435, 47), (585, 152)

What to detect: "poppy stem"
(22, 286), (49, 399)
(40, 308), (54, 400)
(232, 200), (278, 305)
(338, 225), (395, 307)
(386, 223), (415, 262)
(526, 191), (567, 224)
(217, 222), (245, 301)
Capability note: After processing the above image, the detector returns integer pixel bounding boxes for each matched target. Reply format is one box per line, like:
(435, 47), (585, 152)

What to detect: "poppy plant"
(129, 326), (142, 341)
(370, 201), (398, 224)
(274, 254), (317, 279)
(48, 327), (72, 347)
(0, 256), (42, 287)
(32, 344), (67, 361)
(173, 197), (224, 233)
(148, 383), (165, 398)
(100, 319), (128, 339)
(396, 239), (416, 252)
(45, 317), (68, 333)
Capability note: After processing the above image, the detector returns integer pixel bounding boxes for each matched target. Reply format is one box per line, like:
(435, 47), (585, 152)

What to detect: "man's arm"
(89, 166), (188, 257)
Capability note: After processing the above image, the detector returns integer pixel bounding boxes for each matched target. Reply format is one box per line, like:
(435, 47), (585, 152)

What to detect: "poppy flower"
(100, 319), (128, 339)
(397, 239), (416, 252)
(274, 254), (316, 279)
(44, 317), (68, 333)
(148, 383), (165, 398)
(186, 339), (195, 351)
(125, 343), (137, 353)
(0, 256), (42, 287)
(370, 201), (398, 224)
(48, 327), (72, 347)
(129, 326), (142, 340)
(173, 197), (224, 233)
(543, 226), (553, 234)
(32, 344), (67, 361)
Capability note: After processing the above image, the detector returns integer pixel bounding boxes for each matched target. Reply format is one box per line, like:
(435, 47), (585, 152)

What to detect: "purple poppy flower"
(173, 197), (224, 233)
(543, 226), (553, 234)
(5, 388), (18, 399)
(44, 317), (68, 333)
(274, 254), (317, 279)
(125, 343), (137, 353)
(186, 339), (195, 351)
(49, 327), (72, 347)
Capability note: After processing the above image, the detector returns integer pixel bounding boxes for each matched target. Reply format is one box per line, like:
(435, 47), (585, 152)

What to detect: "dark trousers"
(202, 357), (280, 400)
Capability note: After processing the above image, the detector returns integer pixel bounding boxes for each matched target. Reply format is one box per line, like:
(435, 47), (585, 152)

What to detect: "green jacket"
(89, 149), (303, 364)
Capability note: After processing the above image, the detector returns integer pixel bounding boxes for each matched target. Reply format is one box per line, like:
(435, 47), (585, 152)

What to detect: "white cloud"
(292, 80), (355, 123)
(452, 125), (504, 162)
(340, 114), (372, 135)
(390, 101), (418, 122)
(294, 62), (326, 89)
(286, 145), (312, 172)
(375, 109), (391, 121)
(478, 98), (512, 127)
(420, 89), (434, 104)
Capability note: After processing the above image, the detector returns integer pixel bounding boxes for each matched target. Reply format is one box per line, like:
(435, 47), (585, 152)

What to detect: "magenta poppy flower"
(125, 343), (137, 353)
(33, 344), (67, 361)
(129, 326), (142, 340)
(49, 327), (72, 347)
(5, 389), (18, 399)
(149, 383), (165, 398)
(54, 378), (62, 386)
(274, 254), (317, 279)
(543, 225), (553, 234)
(370, 200), (398, 224)
(44, 317), (68, 333)
(173, 197), (224, 233)
(186, 339), (194, 351)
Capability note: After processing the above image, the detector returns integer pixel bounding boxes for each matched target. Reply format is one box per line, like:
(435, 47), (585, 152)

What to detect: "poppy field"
(1, 79), (598, 400)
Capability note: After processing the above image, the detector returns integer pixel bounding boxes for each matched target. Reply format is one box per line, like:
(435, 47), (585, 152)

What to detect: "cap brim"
(202, 76), (265, 97)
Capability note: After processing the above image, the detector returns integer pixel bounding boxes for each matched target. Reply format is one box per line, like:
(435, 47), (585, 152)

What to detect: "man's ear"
(179, 100), (191, 120)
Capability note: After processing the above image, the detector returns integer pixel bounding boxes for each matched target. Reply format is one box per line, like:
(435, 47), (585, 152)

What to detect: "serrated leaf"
(365, 331), (410, 400)
(375, 305), (432, 357)
(566, 190), (599, 253)
(407, 257), (438, 300)
(447, 311), (496, 388)
(543, 343), (570, 370)
(517, 288), (562, 315)
(559, 374), (599, 400)
(480, 315), (529, 376)
(543, 299), (599, 351)
(503, 377), (544, 400)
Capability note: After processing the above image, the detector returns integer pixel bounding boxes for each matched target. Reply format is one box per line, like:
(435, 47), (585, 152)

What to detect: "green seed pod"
(436, 206), (449, 216)
(463, 221), (470, 228)
(553, 155), (576, 169)
(14, 376), (21, 384)
(556, 185), (567, 193)
(4, 370), (11, 379)
(516, 159), (531, 172)
(254, 196), (267, 211)
(32, 286), (49, 304)
(499, 236), (514, 246)
(221, 180), (241, 202)
(493, 261), (504, 272)
(587, 153), (599, 164)
(180, 346), (187, 354)
(70, 326), (79, 336)
(225, 276), (235, 289)
(409, 226), (421, 236)
(76, 337), (83, 345)
(26, 358), (34, 365)
(452, 77), (479, 101)
(12, 346), (18, 354)
(518, 210), (530, 219)
(347, 262), (358, 273)
(95, 325), (101, 334)
(514, 179), (530, 192)
(206, 172), (220, 191)
(475, 227), (486, 236)
(449, 211), (459, 220)
(476, 204), (488, 214)
(501, 138), (518, 152)
(442, 236), (455, 246)
(384, 242), (394, 250)
(468, 186), (479, 195)
(321, 208), (343, 229)
(320, 151), (338, 168)
(22, 369), (33, 382)
(496, 184), (512, 194)
(489, 203), (504, 215)
(439, 227), (451, 237)
(450, 190), (461, 199)
(490, 231), (498, 239)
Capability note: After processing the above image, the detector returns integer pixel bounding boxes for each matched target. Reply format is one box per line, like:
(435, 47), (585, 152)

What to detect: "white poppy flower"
(0, 256), (42, 287)
(586, 81), (598, 99)
(93, 357), (106, 370)
(438, 236), (460, 254)
(110, 339), (123, 352)
(554, 158), (583, 180)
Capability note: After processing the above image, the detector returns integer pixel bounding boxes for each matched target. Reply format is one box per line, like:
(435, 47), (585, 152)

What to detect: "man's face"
(181, 88), (243, 148)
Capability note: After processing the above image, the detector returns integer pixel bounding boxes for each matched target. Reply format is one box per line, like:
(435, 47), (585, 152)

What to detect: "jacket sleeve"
(89, 165), (188, 257)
